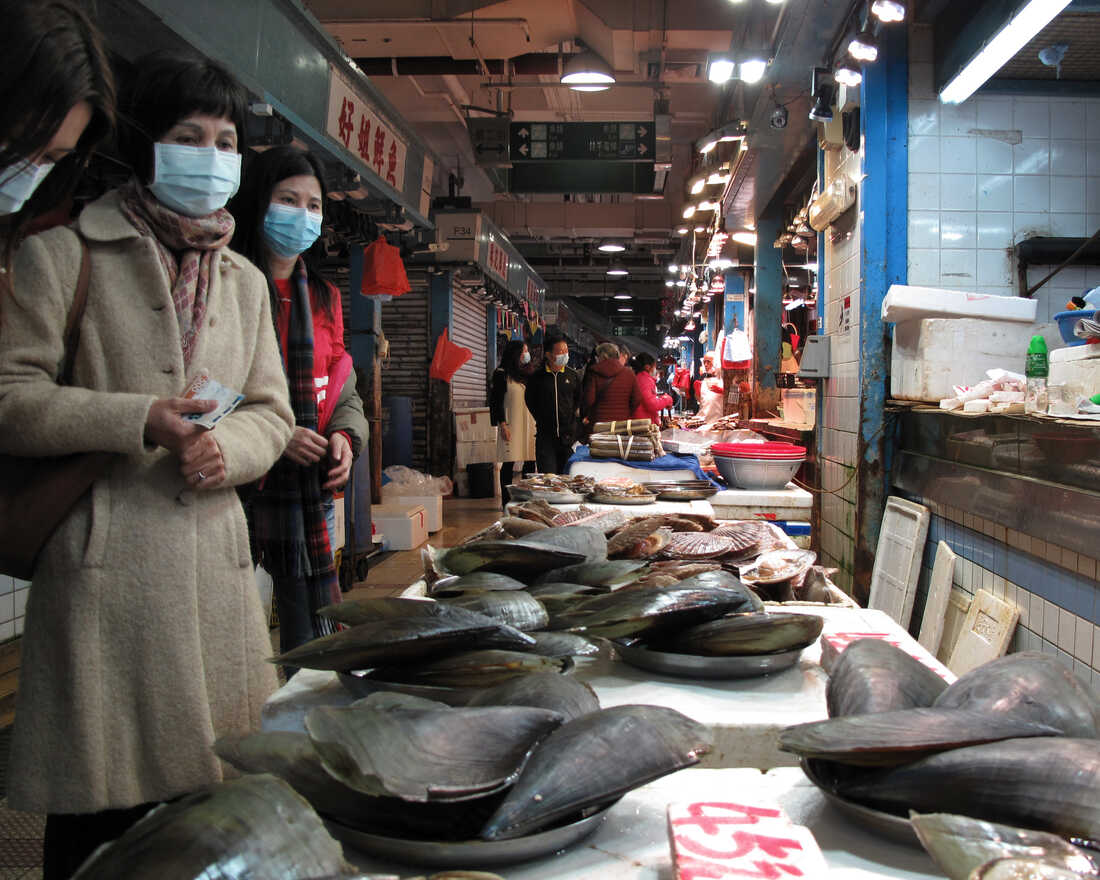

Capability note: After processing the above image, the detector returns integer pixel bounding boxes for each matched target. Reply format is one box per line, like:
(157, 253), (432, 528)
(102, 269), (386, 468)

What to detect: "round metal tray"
(589, 492), (659, 505)
(339, 657), (576, 706)
(799, 759), (920, 847)
(506, 485), (589, 504)
(652, 487), (719, 501)
(612, 641), (805, 679)
(326, 801), (614, 868)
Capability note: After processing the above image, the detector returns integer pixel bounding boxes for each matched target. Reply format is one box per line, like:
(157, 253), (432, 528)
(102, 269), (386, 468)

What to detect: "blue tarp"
(568, 447), (724, 489)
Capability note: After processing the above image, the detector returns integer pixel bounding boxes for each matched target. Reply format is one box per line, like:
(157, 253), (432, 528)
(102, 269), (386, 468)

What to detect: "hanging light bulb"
(848, 28), (880, 63)
(835, 59), (863, 87)
(560, 50), (616, 91)
(871, 0), (905, 23)
(689, 176), (706, 195)
(682, 205), (697, 219)
(677, 226), (690, 235)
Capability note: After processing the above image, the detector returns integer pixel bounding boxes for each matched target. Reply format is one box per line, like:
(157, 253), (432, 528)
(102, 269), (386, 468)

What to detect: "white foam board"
(868, 496), (930, 630)
(1050, 343), (1100, 364)
(917, 541), (957, 657)
(883, 284), (1038, 323)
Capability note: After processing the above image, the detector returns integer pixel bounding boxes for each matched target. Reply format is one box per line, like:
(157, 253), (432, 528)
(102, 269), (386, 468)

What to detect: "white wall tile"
(909, 62), (935, 100)
(1014, 175), (1051, 213)
(1051, 213), (1087, 238)
(978, 175), (1014, 212)
(1014, 212), (1053, 239)
(1052, 176), (1086, 214)
(941, 136), (977, 174)
(1086, 147), (1100, 179)
(941, 249), (977, 285)
(940, 212), (976, 247)
(1087, 179), (1100, 214)
(910, 173), (940, 210)
(909, 211), (941, 249)
(1059, 607), (1078, 652)
(942, 174), (977, 211)
(12, 587), (27, 620)
(908, 249), (941, 286)
(0, 576), (12, 597)
(0, 592), (13, 624)
(942, 102), (978, 137)
(1087, 101), (1100, 141)
(1051, 102), (1086, 140)
(977, 213), (1013, 249)
(1013, 139), (1051, 175)
(976, 138), (1014, 174)
(975, 99), (1013, 132)
(909, 100), (939, 136)
(1042, 599), (1060, 641)
(1051, 140), (1087, 176)
(1014, 101), (1050, 139)
(976, 249), (1012, 288)
(1075, 618), (1093, 664)
(910, 136), (940, 173)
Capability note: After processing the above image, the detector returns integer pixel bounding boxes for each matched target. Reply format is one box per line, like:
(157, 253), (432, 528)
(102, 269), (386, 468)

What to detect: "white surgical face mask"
(0, 159), (55, 215)
(520, 351), (531, 365)
(149, 142), (241, 217)
(554, 353), (569, 368)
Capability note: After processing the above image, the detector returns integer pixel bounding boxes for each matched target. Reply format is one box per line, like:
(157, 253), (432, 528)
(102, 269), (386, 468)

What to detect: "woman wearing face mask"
(0, 52), (294, 878)
(631, 352), (674, 425)
(0, 0), (114, 256)
(491, 339), (535, 505)
(228, 145), (367, 658)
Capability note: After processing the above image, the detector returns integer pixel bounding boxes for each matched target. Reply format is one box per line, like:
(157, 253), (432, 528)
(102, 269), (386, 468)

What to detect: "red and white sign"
(820, 631), (956, 682)
(486, 236), (509, 284)
(669, 801), (828, 879)
(327, 69), (407, 191)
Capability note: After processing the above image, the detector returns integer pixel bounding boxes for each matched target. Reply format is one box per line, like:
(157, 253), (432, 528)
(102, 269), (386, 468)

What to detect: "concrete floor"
(0, 495), (500, 874)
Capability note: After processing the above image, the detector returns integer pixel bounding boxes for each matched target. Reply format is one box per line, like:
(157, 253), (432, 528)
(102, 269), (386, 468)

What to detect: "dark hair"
(118, 51), (249, 183)
(228, 145), (333, 316)
(631, 352), (656, 374)
(500, 339), (528, 384)
(545, 336), (567, 354)
(0, 0), (115, 255)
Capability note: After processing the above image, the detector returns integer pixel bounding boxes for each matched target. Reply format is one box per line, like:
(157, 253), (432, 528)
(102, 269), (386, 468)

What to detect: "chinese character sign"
(327, 69), (407, 194)
(486, 238), (509, 284)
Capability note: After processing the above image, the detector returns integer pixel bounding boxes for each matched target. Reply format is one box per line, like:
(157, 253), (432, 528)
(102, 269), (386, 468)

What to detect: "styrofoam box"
(331, 491), (346, 551)
(454, 407), (495, 443)
(883, 285), (1038, 324)
(711, 485), (813, 522)
(379, 489), (443, 532)
(370, 504), (428, 550)
(455, 439), (496, 469)
(891, 318), (1036, 402)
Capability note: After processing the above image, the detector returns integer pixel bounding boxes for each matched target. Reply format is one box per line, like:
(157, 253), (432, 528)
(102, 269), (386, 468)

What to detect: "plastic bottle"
(1025, 335), (1049, 415)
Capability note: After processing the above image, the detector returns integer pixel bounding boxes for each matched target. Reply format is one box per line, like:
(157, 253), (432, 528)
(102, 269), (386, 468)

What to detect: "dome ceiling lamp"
(561, 49), (616, 92)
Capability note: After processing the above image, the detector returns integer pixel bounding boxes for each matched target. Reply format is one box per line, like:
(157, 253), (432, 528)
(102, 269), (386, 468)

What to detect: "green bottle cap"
(1091, 392), (1100, 406)
(1025, 335), (1049, 378)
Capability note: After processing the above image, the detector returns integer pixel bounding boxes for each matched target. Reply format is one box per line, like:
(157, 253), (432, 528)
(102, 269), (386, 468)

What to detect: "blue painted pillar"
(428, 270), (454, 476)
(754, 214), (784, 416)
(345, 245), (376, 544)
(856, 24), (908, 602)
(486, 305), (499, 371)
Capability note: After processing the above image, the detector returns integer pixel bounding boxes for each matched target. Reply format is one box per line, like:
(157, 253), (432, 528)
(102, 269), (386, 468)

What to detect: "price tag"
(820, 632), (956, 682)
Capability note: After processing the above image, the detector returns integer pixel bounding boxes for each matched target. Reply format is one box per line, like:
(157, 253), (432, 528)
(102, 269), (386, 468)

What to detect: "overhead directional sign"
(510, 122), (656, 162)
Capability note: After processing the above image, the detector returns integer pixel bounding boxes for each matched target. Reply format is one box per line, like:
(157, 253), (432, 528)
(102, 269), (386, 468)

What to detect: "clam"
(971, 858), (1095, 879)
(305, 703), (563, 802)
(466, 672), (600, 721)
(71, 774), (357, 879)
(480, 705), (711, 840)
(430, 572), (529, 595)
(439, 533), (589, 578)
(437, 591), (549, 632)
(368, 649), (568, 688)
(315, 596), (446, 626)
(532, 560), (649, 589)
(827, 637), (948, 717)
(651, 612), (823, 657)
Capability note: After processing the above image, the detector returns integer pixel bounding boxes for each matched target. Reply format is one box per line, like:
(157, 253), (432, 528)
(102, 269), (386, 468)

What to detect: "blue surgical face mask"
(0, 159), (55, 215)
(149, 142), (241, 217)
(520, 351), (531, 365)
(263, 203), (322, 258)
(554, 353), (569, 368)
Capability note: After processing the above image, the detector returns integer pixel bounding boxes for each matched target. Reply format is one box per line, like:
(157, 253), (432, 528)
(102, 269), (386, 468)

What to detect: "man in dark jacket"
(581, 341), (642, 426)
(525, 337), (581, 474)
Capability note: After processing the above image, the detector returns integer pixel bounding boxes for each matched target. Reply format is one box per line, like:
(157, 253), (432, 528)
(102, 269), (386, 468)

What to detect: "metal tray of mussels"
(326, 801), (614, 868)
(506, 485), (589, 504)
(612, 641), (805, 679)
(799, 759), (920, 847)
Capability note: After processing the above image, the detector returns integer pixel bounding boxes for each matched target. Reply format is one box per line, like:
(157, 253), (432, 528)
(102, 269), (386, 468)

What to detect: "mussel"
(368, 649), (568, 688)
(827, 638), (948, 717)
(465, 672), (600, 721)
(650, 612), (823, 656)
(437, 591), (549, 632)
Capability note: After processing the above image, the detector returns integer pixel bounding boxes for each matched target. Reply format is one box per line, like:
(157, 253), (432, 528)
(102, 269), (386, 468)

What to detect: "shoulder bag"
(0, 234), (114, 579)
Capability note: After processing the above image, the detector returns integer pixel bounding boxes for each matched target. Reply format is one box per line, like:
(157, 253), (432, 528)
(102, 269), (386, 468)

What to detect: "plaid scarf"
(119, 180), (234, 366)
(250, 261), (341, 636)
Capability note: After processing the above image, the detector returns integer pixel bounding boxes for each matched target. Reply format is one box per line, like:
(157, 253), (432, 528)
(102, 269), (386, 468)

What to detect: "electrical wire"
(791, 416), (892, 496)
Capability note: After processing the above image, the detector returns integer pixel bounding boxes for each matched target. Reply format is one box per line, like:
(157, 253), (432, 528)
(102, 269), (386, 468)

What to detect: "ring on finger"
(197, 470), (206, 482)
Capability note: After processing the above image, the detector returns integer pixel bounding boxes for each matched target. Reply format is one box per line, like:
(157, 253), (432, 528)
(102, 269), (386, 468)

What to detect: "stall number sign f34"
(327, 69), (407, 191)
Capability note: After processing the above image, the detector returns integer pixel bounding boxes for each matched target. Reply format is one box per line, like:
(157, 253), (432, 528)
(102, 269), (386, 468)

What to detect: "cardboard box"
(380, 489), (443, 532)
(371, 504), (428, 550)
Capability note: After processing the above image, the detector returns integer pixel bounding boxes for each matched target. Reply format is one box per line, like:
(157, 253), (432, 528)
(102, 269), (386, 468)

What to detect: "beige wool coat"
(0, 190), (294, 814)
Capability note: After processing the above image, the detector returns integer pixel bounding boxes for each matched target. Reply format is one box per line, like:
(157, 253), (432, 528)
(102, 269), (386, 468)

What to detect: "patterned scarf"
(250, 260), (341, 637)
(119, 180), (234, 366)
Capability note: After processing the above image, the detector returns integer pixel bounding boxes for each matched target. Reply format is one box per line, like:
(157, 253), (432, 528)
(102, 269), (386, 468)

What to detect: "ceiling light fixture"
(614, 293), (632, 300)
(689, 176), (706, 195)
(697, 200), (718, 212)
(695, 121), (746, 155)
(668, 263), (679, 272)
(676, 280), (688, 287)
(848, 28), (880, 63)
(731, 230), (757, 246)
(707, 167), (731, 186)
(835, 59), (863, 87)
(682, 204), (697, 219)
(665, 280), (676, 287)
(597, 241), (626, 253)
(871, 0), (906, 23)
(694, 225), (706, 233)
(739, 57), (768, 85)
(707, 54), (737, 84)
(677, 226), (689, 235)
(606, 264), (629, 276)
(808, 67), (836, 122)
(617, 307), (633, 312)
(561, 50), (616, 91)
(940, 0), (1073, 104)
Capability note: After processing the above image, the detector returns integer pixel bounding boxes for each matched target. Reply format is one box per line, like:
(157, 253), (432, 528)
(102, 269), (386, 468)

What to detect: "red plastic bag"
(429, 328), (472, 382)
(673, 367), (691, 391)
(361, 235), (410, 297)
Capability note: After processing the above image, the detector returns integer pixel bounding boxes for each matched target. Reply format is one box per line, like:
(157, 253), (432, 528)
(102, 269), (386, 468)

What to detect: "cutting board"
(917, 541), (957, 657)
(947, 588), (1020, 676)
(868, 497), (930, 629)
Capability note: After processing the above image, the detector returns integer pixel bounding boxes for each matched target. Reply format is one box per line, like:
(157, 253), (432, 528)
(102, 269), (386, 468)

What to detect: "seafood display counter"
(262, 605), (941, 771)
(337, 766), (941, 879)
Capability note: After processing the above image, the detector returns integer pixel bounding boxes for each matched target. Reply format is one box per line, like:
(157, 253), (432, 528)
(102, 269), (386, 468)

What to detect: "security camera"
(770, 106), (789, 130)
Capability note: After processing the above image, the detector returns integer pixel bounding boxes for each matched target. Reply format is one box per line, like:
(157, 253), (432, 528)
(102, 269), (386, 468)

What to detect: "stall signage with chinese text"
(326, 70), (407, 191)
(486, 237), (509, 284)
(511, 122), (656, 161)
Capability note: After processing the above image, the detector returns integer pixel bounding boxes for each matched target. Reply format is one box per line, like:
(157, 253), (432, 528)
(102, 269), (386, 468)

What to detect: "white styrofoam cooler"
(370, 504), (428, 550)
(379, 489), (443, 532)
(1050, 343), (1100, 401)
(890, 318), (1037, 402)
(710, 485), (813, 521)
(882, 285), (1038, 323)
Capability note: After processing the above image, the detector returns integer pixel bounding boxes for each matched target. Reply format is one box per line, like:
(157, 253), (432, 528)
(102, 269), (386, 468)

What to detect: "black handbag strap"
(59, 233), (92, 387)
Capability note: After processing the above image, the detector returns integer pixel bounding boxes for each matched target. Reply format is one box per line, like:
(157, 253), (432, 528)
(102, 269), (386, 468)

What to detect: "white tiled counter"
(340, 767), (942, 879)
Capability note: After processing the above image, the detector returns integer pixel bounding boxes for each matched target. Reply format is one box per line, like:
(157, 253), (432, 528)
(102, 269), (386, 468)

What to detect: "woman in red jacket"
(631, 353), (673, 424)
(581, 341), (641, 426)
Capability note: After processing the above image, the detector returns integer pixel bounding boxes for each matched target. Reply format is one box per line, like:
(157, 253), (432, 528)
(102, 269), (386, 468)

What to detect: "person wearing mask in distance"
(0, 0), (114, 256)
(695, 350), (725, 424)
(631, 352), (674, 426)
(582, 341), (642, 425)
(525, 336), (580, 475)
(229, 145), (367, 658)
(0, 52), (294, 879)
(491, 339), (535, 505)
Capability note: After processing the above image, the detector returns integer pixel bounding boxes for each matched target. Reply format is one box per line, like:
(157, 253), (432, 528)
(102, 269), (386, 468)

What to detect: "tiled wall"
(0, 576), (29, 642)
(818, 144), (864, 594)
(906, 495), (1100, 695)
(908, 21), (1100, 320)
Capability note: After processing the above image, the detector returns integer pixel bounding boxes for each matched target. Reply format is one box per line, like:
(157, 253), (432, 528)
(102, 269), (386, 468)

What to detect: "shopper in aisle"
(696, 351), (725, 423)
(0, 52), (294, 879)
(525, 336), (581, 474)
(228, 145), (367, 658)
(631, 352), (674, 425)
(491, 339), (535, 504)
(0, 0), (114, 246)
(582, 341), (642, 425)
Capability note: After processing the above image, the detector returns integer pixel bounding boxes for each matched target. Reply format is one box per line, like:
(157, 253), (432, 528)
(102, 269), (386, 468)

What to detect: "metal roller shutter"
(381, 269), (431, 472)
(449, 282), (488, 410)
